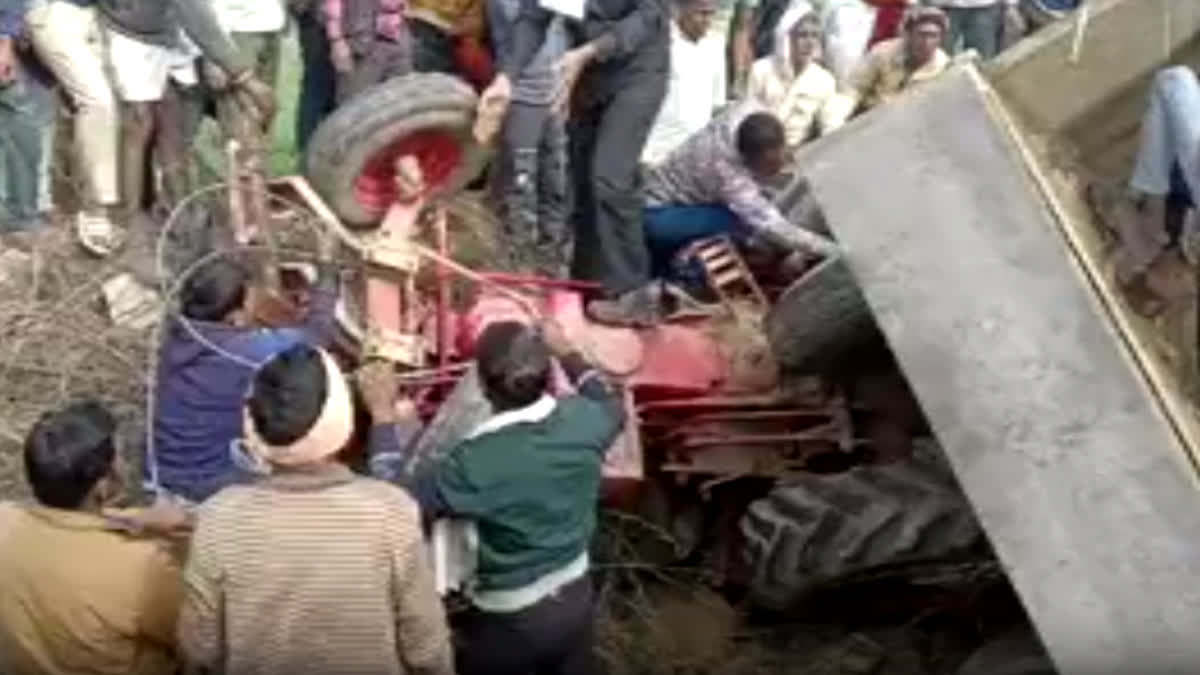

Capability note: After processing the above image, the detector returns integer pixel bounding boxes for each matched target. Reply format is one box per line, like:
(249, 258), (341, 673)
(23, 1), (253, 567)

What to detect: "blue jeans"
(0, 59), (55, 230)
(643, 204), (748, 286)
(942, 4), (1005, 59)
(1131, 67), (1200, 199)
(1115, 67), (1200, 279)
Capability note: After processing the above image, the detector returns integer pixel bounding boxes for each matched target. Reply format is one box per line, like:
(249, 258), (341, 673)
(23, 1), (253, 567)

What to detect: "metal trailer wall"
(795, 65), (1200, 674)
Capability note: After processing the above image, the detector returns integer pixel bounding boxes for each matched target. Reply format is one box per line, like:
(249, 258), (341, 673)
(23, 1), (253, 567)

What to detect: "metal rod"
(435, 206), (451, 374)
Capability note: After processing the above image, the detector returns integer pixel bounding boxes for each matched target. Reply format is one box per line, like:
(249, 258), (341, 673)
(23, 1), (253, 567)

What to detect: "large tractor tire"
(765, 256), (879, 373)
(956, 631), (1057, 675)
(741, 443), (982, 609)
(303, 73), (491, 228)
(766, 173), (878, 374)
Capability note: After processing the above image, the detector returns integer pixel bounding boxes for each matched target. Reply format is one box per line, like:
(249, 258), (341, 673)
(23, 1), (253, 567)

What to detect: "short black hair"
(181, 258), (249, 321)
(736, 112), (787, 164)
(476, 321), (551, 411)
(24, 400), (117, 509)
(248, 344), (328, 446)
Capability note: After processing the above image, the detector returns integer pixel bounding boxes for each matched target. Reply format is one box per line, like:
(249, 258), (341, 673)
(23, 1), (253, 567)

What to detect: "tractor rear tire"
(303, 73), (490, 228)
(956, 631), (1057, 675)
(741, 443), (982, 609)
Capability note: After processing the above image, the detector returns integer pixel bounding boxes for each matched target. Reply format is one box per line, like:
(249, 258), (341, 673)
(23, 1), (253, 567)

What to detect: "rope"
(1067, 0), (1091, 65)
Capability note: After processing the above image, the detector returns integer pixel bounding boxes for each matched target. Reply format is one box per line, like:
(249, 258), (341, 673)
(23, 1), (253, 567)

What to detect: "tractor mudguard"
(303, 73), (491, 228)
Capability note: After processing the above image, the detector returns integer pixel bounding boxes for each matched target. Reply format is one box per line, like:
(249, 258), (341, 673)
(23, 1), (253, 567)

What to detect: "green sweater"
(434, 392), (622, 590)
(389, 352), (624, 593)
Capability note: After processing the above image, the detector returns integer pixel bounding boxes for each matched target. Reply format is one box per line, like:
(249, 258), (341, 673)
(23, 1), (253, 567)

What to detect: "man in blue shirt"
(150, 253), (339, 503)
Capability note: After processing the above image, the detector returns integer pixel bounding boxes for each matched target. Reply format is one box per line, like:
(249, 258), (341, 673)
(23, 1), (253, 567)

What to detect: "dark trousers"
(411, 19), (456, 74)
(494, 100), (570, 274)
(568, 74), (666, 296)
(454, 576), (595, 675)
(336, 38), (413, 103)
(296, 9), (337, 154)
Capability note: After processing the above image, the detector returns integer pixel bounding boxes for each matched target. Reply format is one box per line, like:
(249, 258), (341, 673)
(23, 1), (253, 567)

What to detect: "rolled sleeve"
(716, 161), (838, 257)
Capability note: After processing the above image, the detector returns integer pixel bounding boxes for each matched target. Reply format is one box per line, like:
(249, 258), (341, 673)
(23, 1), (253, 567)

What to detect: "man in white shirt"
(746, 1), (849, 149)
(641, 0), (723, 166)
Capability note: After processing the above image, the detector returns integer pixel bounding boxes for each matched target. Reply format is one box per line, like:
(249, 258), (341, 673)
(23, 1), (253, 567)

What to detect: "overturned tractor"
(215, 72), (982, 605)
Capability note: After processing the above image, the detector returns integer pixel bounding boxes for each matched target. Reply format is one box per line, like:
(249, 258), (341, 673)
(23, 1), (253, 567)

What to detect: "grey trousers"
(1120, 66), (1200, 280)
(569, 74), (666, 296)
(942, 4), (1005, 59)
(494, 101), (569, 274)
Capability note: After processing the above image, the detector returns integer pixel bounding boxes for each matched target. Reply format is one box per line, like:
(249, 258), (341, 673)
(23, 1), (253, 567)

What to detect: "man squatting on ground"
(150, 240), (339, 504)
(487, 0), (571, 275)
(478, 0), (672, 326)
(368, 318), (625, 675)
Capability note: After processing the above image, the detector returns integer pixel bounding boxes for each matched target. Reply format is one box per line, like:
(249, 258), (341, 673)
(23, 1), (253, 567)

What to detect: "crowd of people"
(0, 0), (1135, 674)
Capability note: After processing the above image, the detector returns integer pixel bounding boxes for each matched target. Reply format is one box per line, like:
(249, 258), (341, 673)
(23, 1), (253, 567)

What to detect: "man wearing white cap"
(178, 343), (454, 675)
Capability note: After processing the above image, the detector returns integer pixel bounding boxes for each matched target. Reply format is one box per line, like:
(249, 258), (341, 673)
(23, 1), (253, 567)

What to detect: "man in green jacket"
(363, 317), (625, 675)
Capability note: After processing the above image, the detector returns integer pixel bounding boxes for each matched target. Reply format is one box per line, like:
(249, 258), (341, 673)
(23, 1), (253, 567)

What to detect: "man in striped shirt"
(178, 344), (453, 675)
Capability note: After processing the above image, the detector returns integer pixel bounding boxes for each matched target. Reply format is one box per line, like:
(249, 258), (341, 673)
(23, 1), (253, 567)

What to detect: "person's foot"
(1121, 274), (1167, 318)
(586, 284), (662, 328)
(76, 208), (124, 257)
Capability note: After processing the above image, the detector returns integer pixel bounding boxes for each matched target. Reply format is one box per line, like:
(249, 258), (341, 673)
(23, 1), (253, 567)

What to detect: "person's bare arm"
(716, 160), (838, 257)
(173, 0), (252, 77)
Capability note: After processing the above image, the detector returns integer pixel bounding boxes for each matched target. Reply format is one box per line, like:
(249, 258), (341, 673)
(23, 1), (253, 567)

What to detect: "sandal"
(76, 210), (124, 258)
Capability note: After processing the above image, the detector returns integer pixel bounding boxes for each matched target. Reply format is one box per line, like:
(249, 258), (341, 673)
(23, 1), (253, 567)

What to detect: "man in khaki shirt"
(844, 5), (950, 113)
(0, 401), (184, 675)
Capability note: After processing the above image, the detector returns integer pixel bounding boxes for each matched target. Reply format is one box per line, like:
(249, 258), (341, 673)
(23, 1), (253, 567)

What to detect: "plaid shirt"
(643, 102), (838, 256)
(325, 0), (407, 42)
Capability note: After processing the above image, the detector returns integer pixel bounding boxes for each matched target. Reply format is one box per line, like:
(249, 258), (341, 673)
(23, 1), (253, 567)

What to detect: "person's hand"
(103, 500), (194, 540)
(473, 73), (512, 144)
(539, 317), (573, 357)
(358, 360), (418, 425)
(780, 250), (811, 278)
(0, 38), (17, 87)
(330, 38), (354, 75)
(237, 74), (278, 125)
(551, 44), (595, 117)
(317, 224), (340, 263)
(1003, 4), (1028, 44)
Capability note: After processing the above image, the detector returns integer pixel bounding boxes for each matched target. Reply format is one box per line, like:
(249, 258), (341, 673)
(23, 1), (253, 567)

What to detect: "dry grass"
(0, 224), (153, 499)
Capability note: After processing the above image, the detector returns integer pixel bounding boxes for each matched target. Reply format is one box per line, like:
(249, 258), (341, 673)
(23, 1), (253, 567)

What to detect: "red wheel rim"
(354, 129), (464, 219)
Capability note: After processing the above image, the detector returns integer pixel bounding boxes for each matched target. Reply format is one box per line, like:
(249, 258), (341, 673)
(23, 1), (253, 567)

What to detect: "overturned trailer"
(261, 2), (1200, 670)
(766, 2), (1200, 672)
